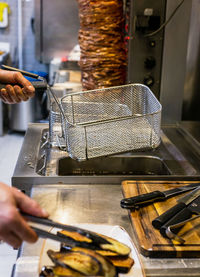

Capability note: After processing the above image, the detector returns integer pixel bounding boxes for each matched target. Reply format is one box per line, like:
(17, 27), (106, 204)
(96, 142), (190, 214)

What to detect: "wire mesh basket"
(58, 83), (162, 161)
(48, 86), (82, 147)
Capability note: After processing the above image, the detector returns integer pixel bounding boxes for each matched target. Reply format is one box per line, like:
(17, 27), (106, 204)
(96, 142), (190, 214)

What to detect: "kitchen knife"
(152, 186), (200, 230)
(159, 192), (200, 242)
(120, 182), (200, 209)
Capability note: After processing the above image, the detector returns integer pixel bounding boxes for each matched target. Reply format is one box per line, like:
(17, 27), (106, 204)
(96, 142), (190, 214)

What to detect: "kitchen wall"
(0, 0), (47, 72)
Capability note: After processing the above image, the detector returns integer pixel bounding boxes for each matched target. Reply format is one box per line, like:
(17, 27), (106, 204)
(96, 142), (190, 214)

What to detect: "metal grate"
(56, 84), (162, 161)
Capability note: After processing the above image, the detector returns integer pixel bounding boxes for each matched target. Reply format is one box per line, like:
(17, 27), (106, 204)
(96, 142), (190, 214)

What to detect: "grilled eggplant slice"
(58, 230), (130, 256)
(107, 256), (134, 273)
(98, 234), (130, 256)
(95, 250), (119, 257)
(65, 248), (134, 273)
(40, 266), (54, 277)
(47, 249), (117, 277)
(53, 266), (85, 276)
(47, 250), (102, 276)
(58, 230), (97, 250)
(66, 247), (117, 277)
(40, 265), (84, 277)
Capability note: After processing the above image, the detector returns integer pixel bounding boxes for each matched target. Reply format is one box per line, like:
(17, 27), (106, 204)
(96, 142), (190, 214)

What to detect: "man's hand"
(0, 69), (35, 104)
(0, 182), (48, 248)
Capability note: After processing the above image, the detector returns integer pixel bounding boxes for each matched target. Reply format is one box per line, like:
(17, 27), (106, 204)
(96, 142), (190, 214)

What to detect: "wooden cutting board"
(122, 180), (200, 258)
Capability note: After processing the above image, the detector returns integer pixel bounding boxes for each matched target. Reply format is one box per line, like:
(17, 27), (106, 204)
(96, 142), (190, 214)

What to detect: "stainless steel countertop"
(15, 183), (200, 277)
(12, 121), (200, 277)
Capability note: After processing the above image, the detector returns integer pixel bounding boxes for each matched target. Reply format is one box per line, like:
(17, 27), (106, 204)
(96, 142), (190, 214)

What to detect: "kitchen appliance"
(126, 0), (200, 123)
(34, 0), (200, 122)
(127, 0), (167, 99)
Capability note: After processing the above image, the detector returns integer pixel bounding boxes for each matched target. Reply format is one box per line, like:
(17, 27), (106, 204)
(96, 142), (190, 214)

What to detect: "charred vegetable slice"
(40, 266), (85, 277)
(40, 266), (54, 277)
(98, 234), (130, 256)
(47, 250), (103, 276)
(58, 230), (98, 250)
(95, 250), (119, 257)
(67, 247), (116, 277)
(58, 230), (92, 243)
(107, 256), (134, 273)
(58, 230), (130, 256)
(53, 266), (85, 276)
(47, 248), (117, 277)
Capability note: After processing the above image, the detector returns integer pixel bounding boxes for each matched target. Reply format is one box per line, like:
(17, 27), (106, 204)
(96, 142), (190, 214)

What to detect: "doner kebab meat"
(77, 0), (127, 90)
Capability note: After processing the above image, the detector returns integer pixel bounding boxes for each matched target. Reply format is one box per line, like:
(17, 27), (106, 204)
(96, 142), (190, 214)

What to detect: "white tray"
(15, 224), (145, 277)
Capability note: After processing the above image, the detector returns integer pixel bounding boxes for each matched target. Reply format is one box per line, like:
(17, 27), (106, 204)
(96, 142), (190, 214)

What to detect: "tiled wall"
(0, 0), (47, 72)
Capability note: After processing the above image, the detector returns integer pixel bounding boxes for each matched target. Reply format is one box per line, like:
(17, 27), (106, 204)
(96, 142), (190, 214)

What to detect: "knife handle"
(0, 81), (47, 91)
(0, 65), (47, 92)
(120, 190), (165, 209)
(152, 202), (186, 229)
(159, 207), (193, 238)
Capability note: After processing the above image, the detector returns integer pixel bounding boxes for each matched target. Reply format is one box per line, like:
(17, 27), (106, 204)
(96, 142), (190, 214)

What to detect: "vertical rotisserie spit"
(77, 0), (127, 90)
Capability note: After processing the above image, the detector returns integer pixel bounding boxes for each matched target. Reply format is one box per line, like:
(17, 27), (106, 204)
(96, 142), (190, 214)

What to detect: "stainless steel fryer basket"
(59, 84), (162, 161)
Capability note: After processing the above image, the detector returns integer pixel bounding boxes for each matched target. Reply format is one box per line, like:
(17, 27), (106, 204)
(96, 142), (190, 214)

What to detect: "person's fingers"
(0, 88), (13, 103)
(0, 231), (22, 248)
(0, 206), (38, 244)
(0, 70), (35, 98)
(13, 72), (35, 97)
(0, 89), (9, 103)
(13, 85), (29, 102)
(22, 86), (35, 98)
(13, 188), (49, 218)
(5, 85), (21, 103)
(12, 213), (38, 243)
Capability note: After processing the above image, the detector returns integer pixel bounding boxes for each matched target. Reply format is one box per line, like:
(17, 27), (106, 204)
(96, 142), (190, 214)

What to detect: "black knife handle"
(0, 81), (47, 91)
(120, 190), (165, 209)
(160, 207), (193, 238)
(152, 202), (186, 229)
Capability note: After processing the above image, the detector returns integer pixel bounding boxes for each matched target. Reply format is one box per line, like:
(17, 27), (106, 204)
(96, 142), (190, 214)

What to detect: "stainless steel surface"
(58, 155), (171, 176)
(9, 100), (35, 132)
(14, 183), (200, 277)
(12, 122), (200, 196)
(127, 0), (166, 98)
(59, 84), (161, 160)
(11, 122), (200, 276)
(35, 0), (79, 63)
(160, 0), (196, 123)
(127, 0), (200, 123)
(182, 0), (200, 120)
(177, 186), (200, 205)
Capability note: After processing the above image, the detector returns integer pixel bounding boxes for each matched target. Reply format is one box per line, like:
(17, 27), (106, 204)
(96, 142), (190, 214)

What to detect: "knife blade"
(152, 186), (200, 230)
(120, 183), (200, 209)
(160, 193), (200, 241)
